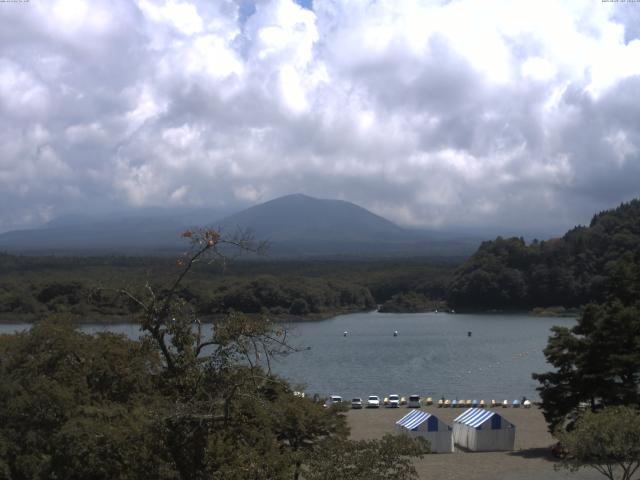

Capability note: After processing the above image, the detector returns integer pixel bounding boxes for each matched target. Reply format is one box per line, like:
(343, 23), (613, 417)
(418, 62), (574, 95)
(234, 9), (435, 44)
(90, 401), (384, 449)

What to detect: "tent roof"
(396, 410), (433, 430)
(454, 408), (498, 428)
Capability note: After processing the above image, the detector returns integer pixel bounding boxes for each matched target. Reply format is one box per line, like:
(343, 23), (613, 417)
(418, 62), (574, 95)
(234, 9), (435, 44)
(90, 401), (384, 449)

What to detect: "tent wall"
(453, 415), (515, 451)
(395, 414), (454, 453)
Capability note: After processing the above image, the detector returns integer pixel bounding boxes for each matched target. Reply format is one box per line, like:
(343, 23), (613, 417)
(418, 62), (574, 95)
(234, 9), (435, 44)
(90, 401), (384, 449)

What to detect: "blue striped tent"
(395, 410), (453, 453)
(452, 408), (515, 451)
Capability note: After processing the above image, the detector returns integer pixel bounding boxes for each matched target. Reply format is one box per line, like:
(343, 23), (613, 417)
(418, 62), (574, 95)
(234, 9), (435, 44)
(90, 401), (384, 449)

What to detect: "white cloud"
(0, 0), (639, 234)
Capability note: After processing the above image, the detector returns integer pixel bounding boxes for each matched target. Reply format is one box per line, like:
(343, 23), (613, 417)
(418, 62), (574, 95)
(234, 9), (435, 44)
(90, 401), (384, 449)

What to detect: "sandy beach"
(346, 405), (603, 480)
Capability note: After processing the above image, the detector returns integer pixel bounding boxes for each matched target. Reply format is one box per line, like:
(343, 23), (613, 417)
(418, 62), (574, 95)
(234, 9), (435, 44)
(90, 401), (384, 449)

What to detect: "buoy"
(468, 331), (472, 337)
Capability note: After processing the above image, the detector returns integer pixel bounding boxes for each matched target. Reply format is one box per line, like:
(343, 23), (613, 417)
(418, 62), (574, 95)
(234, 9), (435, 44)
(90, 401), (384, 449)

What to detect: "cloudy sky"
(1, 0), (639, 235)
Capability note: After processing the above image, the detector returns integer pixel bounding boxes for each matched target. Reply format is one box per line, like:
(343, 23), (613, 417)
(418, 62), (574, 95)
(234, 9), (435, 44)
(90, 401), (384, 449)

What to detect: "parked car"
(407, 395), (421, 408)
(351, 398), (363, 409)
(366, 395), (381, 408)
(387, 394), (400, 408)
(324, 395), (343, 407)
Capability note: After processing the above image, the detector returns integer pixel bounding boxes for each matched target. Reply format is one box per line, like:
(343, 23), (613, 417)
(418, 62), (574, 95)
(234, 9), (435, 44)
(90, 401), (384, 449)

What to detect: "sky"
(1, 0), (639, 236)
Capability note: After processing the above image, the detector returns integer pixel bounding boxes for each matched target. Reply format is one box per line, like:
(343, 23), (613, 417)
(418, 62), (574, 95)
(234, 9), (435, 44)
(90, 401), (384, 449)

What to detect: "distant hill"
(218, 194), (404, 242)
(0, 207), (226, 254)
(0, 194), (480, 257)
(215, 194), (479, 257)
(447, 199), (640, 310)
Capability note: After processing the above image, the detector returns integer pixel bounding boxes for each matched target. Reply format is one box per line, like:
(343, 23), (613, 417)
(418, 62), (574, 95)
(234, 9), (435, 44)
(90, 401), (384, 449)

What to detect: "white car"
(324, 395), (343, 407)
(407, 394), (421, 408)
(366, 395), (380, 408)
(351, 398), (363, 409)
(388, 394), (400, 408)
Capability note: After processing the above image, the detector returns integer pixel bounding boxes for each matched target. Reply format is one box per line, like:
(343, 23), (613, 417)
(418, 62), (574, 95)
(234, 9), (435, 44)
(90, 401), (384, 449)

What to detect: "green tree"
(0, 229), (429, 479)
(303, 434), (429, 480)
(555, 406), (640, 480)
(533, 301), (640, 430)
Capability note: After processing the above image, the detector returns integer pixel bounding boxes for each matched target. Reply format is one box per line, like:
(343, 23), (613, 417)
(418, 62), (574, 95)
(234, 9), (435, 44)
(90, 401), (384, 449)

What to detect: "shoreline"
(0, 307), (578, 325)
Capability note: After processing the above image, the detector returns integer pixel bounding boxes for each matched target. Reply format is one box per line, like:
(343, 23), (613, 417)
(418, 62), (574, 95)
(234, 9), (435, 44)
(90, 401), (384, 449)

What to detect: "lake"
(0, 311), (574, 401)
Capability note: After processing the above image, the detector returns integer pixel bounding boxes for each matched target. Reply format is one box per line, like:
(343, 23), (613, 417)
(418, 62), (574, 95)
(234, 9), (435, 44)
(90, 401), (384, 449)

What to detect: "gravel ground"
(346, 405), (603, 480)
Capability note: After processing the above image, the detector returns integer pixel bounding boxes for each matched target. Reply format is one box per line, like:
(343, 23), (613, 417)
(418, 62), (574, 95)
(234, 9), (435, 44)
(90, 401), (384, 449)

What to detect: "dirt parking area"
(346, 406), (603, 480)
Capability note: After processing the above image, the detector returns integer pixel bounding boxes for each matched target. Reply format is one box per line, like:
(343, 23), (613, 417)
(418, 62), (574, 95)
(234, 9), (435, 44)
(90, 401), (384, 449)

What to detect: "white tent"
(395, 410), (454, 453)
(452, 408), (515, 451)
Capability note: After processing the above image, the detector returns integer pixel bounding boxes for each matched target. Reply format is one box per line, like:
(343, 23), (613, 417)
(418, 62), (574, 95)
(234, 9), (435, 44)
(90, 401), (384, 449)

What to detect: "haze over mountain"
(0, 194), (480, 257)
(0, 207), (229, 254)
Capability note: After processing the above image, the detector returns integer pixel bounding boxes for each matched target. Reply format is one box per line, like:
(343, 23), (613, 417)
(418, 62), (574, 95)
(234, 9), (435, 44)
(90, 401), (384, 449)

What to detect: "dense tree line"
(0, 253), (453, 321)
(448, 199), (640, 310)
(378, 291), (445, 313)
(532, 243), (640, 479)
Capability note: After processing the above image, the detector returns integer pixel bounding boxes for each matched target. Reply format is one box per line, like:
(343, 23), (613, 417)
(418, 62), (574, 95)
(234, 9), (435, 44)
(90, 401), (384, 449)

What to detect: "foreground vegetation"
(0, 230), (429, 479)
(532, 228), (640, 479)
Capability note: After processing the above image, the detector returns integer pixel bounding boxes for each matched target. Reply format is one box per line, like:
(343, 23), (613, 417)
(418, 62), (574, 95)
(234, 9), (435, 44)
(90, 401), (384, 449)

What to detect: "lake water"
(0, 311), (574, 401)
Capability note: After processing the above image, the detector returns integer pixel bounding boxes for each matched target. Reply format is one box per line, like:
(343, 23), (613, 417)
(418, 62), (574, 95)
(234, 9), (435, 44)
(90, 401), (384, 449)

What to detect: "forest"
(0, 252), (454, 323)
(1, 199), (639, 321)
(447, 199), (640, 311)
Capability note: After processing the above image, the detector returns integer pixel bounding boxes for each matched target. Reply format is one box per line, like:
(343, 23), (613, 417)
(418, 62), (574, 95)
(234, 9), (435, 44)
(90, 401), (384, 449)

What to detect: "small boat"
(465, 400), (472, 407)
(491, 399), (498, 408)
(437, 399), (443, 408)
(523, 399), (532, 408)
(452, 399), (458, 408)
(444, 399), (451, 408)
(343, 331), (348, 337)
(479, 399), (486, 408)
(393, 330), (398, 337)
(502, 400), (509, 408)
(512, 399), (520, 408)
(426, 397), (433, 406)
(471, 399), (478, 408)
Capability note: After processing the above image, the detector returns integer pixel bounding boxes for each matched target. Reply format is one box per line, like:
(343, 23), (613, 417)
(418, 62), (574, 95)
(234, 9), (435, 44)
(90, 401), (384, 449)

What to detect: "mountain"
(0, 194), (480, 257)
(217, 194), (404, 241)
(214, 194), (479, 256)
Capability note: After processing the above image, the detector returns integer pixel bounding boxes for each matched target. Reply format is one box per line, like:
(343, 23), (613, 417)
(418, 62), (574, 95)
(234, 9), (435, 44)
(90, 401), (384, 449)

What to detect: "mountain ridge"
(0, 194), (480, 257)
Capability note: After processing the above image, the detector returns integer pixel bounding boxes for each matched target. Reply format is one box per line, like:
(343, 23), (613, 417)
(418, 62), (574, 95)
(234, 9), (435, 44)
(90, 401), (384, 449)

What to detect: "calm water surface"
(0, 312), (574, 401)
